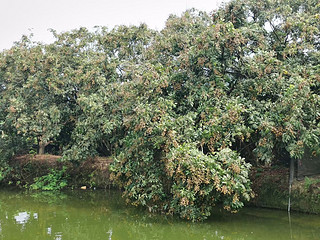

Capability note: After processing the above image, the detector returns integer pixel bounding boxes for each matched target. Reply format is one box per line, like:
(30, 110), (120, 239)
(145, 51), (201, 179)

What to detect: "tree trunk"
(39, 141), (46, 155)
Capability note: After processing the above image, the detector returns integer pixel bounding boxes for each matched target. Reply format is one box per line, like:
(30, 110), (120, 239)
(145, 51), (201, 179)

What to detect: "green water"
(0, 188), (319, 240)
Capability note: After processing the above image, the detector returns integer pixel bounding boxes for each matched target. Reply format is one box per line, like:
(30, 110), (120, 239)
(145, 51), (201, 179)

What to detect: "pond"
(0, 188), (319, 240)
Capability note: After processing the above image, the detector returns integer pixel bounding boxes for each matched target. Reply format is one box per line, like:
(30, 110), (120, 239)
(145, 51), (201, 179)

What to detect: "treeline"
(0, 0), (319, 221)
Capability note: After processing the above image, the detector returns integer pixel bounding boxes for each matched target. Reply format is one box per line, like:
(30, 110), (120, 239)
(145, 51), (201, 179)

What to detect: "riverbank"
(2, 154), (113, 189)
(250, 166), (320, 214)
(2, 154), (320, 214)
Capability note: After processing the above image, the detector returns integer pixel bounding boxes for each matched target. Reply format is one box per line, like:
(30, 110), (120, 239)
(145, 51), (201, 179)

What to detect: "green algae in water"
(0, 188), (319, 240)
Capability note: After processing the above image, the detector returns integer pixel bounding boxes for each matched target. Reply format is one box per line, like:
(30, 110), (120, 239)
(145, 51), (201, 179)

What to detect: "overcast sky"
(0, 0), (226, 51)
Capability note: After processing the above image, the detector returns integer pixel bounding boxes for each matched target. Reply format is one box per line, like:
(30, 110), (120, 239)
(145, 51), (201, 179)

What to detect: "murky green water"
(0, 188), (319, 240)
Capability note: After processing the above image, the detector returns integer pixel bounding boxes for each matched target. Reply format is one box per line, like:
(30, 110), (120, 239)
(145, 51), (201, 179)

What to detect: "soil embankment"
(250, 166), (320, 214)
(4, 155), (320, 214)
(7, 154), (113, 189)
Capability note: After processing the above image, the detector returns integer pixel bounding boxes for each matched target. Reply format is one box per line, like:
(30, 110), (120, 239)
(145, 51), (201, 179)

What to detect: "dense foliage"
(0, 0), (319, 220)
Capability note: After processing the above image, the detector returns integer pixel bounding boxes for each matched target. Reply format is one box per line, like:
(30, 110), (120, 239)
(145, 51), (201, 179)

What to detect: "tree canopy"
(0, 0), (319, 221)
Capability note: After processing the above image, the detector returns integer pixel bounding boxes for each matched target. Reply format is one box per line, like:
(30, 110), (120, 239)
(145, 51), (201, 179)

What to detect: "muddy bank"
(2, 155), (320, 214)
(4, 154), (113, 189)
(250, 166), (320, 214)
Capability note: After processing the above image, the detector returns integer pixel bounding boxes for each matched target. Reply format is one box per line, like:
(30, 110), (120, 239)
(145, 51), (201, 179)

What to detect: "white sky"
(0, 0), (226, 51)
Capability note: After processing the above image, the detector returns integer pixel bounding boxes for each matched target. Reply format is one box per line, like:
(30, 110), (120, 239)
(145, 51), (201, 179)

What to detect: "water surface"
(0, 188), (319, 240)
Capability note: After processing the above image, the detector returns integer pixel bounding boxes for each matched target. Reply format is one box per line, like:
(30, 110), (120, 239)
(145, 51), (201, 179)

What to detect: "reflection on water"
(55, 232), (63, 240)
(0, 188), (319, 240)
(14, 212), (30, 226)
(107, 229), (112, 240)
